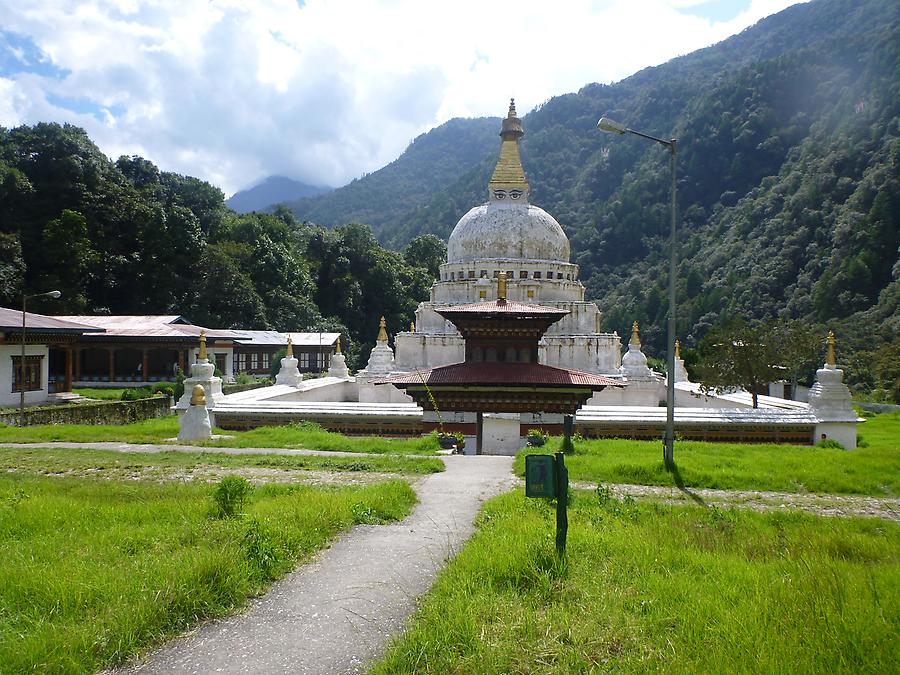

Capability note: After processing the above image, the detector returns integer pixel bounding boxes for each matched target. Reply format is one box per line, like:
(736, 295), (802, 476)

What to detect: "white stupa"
(394, 99), (622, 375)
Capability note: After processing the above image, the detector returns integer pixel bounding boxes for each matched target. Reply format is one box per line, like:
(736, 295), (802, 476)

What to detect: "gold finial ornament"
(497, 271), (508, 301)
(336, 336), (342, 354)
(286, 335), (293, 358)
(199, 329), (207, 360)
(629, 321), (641, 347)
(190, 384), (207, 406)
(826, 330), (836, 367)
(410, 321), (416, 333)
(489, 98), (529, 199)
(377, 316), (389, 342)
(675, 339), (681, 358)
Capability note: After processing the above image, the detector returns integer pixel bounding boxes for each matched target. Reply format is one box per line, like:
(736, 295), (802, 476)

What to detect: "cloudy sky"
(0, 0), (802, 196)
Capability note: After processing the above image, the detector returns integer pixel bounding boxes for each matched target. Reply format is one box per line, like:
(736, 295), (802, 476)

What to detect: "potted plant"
(437, 432), (457, 449)
(526, 428), (548, 446)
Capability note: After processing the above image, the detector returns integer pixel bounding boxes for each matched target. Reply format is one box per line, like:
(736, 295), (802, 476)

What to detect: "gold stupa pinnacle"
(377, 316), (388, 342)
(336, 336), (341, 354)
(629, 321), (641, 347)
(199, 329), (207, 360)
(826, 330), (836, 367)
(489, 98), (529, 196)
(286, 335), (293, 358)
(410, 321), (416, 332)
(190, 383), (207, 406)
(675, 338), (681, 359)
(497, 271), (508, 302)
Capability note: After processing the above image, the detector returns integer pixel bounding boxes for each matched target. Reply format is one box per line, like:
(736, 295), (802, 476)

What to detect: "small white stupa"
(275, 335), (303, 387)
(620, 321), (653, 381)
(808, 331), (860, 448)
(178, 384), (213, 441)
(361, 316), (395, 377)
(176, 330), (225, 415)
(327, 336), (350, 379)
(673, 339), (690, 383)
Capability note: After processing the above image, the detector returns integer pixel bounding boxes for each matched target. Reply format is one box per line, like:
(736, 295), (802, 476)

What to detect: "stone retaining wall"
(0, 396), (172, 427)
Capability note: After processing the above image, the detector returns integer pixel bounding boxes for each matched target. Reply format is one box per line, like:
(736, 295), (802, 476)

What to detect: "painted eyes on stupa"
(493, 189), (523, 200)
(508, 189), (523, 199)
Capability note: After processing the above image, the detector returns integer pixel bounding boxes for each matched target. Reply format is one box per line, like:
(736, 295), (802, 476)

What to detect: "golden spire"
(826, 330), (836, 367)
(675, 339), (681, 359)
(286, 335), (293, 358)
(489, 98), (529, 198)
(497, 271), (508, 302)
(410, 321), (416, 332)
(199, 329), (207, 360)
(629, 321), (641, 347)
(336, 336), (341, 354)
(190, 384), (207, 406)
(377, 316), (388, 342)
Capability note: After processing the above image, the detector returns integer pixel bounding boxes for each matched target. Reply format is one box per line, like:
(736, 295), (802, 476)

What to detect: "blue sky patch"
(679, 0), (752, 22)
(46, 94), (125, 121)
(0, 30), (68, 79)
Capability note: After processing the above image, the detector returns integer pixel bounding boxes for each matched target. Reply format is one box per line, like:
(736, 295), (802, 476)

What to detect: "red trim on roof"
(381, 362), (622, 388)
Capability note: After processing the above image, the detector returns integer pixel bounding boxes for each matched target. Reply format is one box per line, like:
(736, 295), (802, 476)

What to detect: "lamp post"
(597, 117), (677, 470)
(20, 290), (61, 426)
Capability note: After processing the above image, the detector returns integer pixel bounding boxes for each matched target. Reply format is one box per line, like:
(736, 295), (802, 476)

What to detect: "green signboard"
(525, 454), (557, 498)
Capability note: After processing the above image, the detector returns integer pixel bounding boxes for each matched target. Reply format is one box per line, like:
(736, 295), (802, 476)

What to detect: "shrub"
(152, 383), (175, 397)
(212, 475), (252, 518)
(234, 371), (255, 385)
(120, 387), (153, 401)
(174, 367), (185, 401)
(815, 439), (845, 449)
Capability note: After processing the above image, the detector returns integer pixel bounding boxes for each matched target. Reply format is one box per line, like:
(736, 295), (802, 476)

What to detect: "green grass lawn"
(515, 411), (900, 496)
(0, 416), (441, 455)
(0, 471), (417, 672)
(72, 386), (141, 400)
(374, 490), (899, 674)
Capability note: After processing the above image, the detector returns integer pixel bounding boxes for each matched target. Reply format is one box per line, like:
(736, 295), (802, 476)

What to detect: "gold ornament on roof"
(629, 321), (641, 347)
(199, 329), (207, 360)
(497, 271), (508, 301)
(190, 384), (207, 406)
(286, 335), (293, 358)
(377, 316), (389, 342)
(675, 339), (681, 358)
(336, 336), (342, 354)
(826, 330), (836, 367)
(410, 321), (416, 332)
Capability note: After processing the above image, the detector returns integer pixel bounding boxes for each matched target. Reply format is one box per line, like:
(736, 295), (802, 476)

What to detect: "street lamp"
(597, 116), (677, 470)
(20, 290), (61, 425)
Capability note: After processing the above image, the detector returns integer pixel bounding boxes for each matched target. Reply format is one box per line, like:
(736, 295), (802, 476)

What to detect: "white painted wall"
(0, 344), (50, 407)
(482, 413), (523, 455)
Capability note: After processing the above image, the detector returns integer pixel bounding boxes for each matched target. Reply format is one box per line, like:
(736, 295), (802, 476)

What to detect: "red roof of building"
(382, 362), (622, 388)
(437, 299), (568, 316)
(0, 307), (104, 333)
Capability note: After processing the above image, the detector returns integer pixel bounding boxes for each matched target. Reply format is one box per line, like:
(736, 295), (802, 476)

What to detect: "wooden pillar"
(141, 349), (149, 382)
(65, 347), (73, 392)
(108, 348), (115, 382)
(178, 349), (186, 375)
(75, 348), (81, 382)
(476, 412), (484, 456)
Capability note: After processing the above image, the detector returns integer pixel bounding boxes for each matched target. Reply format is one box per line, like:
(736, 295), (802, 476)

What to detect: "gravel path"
(572, 481), (900, 521)
(111, 454), (515, 674)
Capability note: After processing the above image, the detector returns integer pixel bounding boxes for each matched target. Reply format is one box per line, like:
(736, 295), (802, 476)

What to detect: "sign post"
(525, 451), (569, 557)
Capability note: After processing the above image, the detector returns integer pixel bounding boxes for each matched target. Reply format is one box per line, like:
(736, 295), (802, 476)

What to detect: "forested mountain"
(225, 176), (332, 214)
(287, 0), (899, 375)
(0, 123), (444, 369)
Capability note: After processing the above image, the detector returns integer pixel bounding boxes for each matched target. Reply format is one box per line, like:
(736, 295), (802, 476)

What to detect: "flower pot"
(438, 435), (457, 449)
(526, 436), (546, 447)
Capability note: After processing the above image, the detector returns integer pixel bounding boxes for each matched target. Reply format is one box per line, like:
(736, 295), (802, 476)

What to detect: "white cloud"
(0, 0), (803, 195)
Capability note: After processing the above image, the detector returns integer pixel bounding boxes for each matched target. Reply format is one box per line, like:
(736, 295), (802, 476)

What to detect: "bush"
(212, 475), (252, 518)
(174, 367), (185, 402)
(152, 383), (175, 397)
(234, 371), (256, 385)
(120, 387), (153, 401)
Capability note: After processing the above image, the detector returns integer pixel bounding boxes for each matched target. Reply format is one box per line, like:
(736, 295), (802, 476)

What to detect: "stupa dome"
(447, 202), (570, 263)
(445, 98), (570, 265)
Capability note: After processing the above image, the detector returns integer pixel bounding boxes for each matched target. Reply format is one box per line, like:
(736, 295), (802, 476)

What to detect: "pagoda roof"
(382, 362), (621, 388)
(437, 299), (567, 317)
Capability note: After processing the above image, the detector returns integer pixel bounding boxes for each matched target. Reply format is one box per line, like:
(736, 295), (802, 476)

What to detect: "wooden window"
(11, 355), (42, 392)
(235, 353), (247, 373)
(250, 353), (259, 370)
(262, 352), (270, 369)
(299, 353), (310, 369)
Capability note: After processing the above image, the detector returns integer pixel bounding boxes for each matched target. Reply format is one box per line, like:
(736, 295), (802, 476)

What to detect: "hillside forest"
(1, 0), (897, 399)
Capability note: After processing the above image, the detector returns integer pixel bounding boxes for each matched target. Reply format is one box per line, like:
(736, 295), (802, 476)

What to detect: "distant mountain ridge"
(285, 0), (899, 355)
(226, 175), (332, 213)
